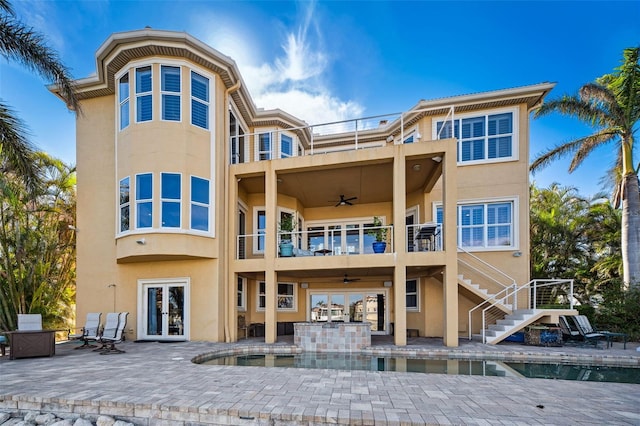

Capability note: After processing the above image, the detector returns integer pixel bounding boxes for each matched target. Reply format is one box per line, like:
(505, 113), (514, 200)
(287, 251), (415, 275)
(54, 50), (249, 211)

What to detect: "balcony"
(230, 107), (455, 164)
(236, 223), (443, 260)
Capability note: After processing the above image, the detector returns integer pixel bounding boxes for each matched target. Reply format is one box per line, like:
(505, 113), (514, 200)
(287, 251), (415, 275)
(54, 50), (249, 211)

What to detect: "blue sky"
(2, 0), (639, 197)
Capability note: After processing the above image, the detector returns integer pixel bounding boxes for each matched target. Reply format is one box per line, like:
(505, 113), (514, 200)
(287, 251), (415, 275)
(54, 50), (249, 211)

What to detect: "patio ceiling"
(237, 157), (441, 209)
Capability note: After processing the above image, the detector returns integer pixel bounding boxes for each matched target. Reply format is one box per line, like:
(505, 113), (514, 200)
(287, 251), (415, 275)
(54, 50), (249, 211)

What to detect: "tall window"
(161, 66), (181, 121)
(230, 111), (246, 164)
(237, 277), (246, 311)
(136, 66), (152, 122)
(136, 173), (153, 228)
(191, 71), (209, 129)
(258, 282), (296, 310)
(255, 209), (266, 252)
(258, 133), (271, 160)
(406, 279), (418, 310)
(281, 134), (293, 158)
(436, 110), (514, 163)
(119, 74), (130, 130)
(161, 173), (181, 228)
(436, 201), (514, 249)
(190, 176), (209, 231)
(119, 177), (130, 232)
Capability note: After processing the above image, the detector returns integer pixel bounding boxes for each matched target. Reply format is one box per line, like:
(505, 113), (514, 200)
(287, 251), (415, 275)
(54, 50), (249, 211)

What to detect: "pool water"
(198, 352), (640, 384)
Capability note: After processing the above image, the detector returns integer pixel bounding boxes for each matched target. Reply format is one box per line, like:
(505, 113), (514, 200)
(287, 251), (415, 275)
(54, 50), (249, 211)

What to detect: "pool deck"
(1, 336), (639, 425)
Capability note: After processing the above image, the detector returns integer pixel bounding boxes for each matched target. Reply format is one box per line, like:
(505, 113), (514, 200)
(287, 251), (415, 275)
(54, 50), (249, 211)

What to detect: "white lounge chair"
(99, 312), (129, 354)
(17, 314), (43, 331)
(69, 313), (101, 349)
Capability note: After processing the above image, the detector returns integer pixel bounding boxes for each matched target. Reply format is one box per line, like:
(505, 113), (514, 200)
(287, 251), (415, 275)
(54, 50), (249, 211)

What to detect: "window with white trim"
(119, 177), (130, 232)
(191, 71), (209, 129)
(436, 200), (515, 249)
(136, 173), (153, 228)
(230, 111), (246, 164)
(190, 176), (209, 231)
(254, 208), (266, 253)
(406, 279), (418, 310)
(281, 134), (293, 158)
(257, 282), (296, 311)
(258, 133), (271, 160)
(161, 173), (181, 228)
(435, 109), (515, 163)
(237, 276), (246, 311)
(161, 66), (181, 121)
(119, 73), (130, 130)
(135, 66), (152, 122)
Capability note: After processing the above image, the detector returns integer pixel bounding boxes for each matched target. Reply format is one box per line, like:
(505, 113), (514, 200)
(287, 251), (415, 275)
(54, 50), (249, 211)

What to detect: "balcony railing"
(406, 223), (442, 252)
(229, 106), (455, 164)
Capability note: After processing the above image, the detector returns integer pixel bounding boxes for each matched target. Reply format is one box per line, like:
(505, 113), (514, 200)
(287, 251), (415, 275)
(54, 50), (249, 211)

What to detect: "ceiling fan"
(333, 194), (357, 207)
(342, 274), (361, 284)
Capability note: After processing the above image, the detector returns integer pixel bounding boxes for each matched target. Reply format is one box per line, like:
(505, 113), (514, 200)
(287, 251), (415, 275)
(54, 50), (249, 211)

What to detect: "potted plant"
(278, 213), (296, 257)
(368, 216), (388, 253)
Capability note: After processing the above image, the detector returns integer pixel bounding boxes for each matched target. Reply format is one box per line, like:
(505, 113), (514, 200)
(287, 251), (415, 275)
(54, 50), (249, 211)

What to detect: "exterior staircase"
(458, 248), (577, 345)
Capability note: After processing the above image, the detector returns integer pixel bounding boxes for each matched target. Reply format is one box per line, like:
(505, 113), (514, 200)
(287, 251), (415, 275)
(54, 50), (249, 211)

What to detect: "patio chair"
(573, 315), (627, 349)
(238, 315), (249, 339)
(99, 312), (129, 355)
(93, 312), (119, 352)
(568, 315), (606, 348)
(69, 313), (101, 349)
(558, 316), (582, 343)
(17, 314), (43, 331)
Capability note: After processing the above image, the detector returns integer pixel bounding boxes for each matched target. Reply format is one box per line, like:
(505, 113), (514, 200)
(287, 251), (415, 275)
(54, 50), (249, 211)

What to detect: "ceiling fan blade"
(345, 196), (358, 202)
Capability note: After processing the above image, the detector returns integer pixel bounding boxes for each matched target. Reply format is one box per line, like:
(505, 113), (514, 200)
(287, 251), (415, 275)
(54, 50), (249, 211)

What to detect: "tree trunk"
(621, 172), (640, 288)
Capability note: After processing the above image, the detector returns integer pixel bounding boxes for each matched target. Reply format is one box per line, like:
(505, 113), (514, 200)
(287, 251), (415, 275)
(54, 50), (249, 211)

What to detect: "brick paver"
(1, 337), (639, 425)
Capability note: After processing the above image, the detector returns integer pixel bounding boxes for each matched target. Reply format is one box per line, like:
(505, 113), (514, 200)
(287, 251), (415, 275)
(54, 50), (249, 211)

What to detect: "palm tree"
(0, 0), (79, 192)
(531, 47), (640, 288)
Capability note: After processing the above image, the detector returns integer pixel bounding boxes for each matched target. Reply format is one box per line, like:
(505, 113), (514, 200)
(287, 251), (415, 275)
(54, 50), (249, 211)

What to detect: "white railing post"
(570, 279), (574, 309)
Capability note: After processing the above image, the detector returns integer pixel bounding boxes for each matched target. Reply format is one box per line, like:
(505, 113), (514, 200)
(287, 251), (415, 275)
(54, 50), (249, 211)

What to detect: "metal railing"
(229, 106), (456, 164)
(473, 279), (574, 343)
(406, 223), (442, 252)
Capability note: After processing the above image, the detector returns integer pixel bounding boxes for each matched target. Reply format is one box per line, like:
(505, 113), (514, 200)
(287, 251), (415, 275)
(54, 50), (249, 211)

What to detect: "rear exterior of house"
(53, 29), (556, 347)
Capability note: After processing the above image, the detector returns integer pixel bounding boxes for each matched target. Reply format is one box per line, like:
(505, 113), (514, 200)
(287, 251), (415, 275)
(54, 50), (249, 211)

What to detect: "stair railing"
(468, 284), (516, 341)
(458, 246), (516, 293)
(477, 279), (574, 343)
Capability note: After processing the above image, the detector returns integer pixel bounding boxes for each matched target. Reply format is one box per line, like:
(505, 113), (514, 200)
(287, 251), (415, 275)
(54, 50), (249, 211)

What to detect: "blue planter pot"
(279, 241), (294, 257)
(372, 241), (387, 253)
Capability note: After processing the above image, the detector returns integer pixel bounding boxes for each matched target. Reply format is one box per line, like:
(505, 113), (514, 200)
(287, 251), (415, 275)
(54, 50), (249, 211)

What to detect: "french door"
(138, 279), (189, 341)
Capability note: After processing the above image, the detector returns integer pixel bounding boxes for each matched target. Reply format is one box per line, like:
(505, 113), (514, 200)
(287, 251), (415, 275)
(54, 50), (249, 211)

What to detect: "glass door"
(139, 280), (188, 340)
(308, 291), (388, 334)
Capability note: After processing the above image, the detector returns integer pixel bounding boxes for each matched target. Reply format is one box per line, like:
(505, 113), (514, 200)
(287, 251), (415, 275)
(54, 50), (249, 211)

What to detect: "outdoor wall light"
(383, 281), (393, 287)
(136, 238), (146, 245)
(300, 282), (309, 288)
(432, 156), (442, 163)
(513, 251), (522, 257)
(412, 164), (421, 172)
(386, 135), (394, 142)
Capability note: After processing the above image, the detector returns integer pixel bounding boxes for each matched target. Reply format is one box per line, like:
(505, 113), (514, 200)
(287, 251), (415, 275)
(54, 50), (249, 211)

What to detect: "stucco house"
(52, 29), (573, 348)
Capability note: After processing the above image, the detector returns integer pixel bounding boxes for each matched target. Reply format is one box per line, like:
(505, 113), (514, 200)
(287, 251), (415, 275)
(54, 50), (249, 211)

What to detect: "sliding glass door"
(308, 290), (388, 334)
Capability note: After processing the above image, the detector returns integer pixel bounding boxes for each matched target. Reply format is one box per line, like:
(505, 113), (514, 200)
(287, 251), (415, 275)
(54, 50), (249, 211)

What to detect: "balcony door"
(138, 279), (189, 341)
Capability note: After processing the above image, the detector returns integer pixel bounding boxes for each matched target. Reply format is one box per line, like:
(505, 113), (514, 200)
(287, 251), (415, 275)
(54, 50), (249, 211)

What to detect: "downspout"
(223, 79), (241, 342)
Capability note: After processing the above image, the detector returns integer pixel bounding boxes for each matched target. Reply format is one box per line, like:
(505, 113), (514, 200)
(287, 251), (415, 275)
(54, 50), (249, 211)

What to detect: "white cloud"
(197, 2), (364, 126)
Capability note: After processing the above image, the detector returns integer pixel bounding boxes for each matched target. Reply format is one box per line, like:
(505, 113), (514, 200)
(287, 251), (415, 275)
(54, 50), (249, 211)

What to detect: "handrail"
(229, 105), (457, 161)
(474, 279), (574, 343)
(467, 285), (514, 340)
(457, 246), (517, 288)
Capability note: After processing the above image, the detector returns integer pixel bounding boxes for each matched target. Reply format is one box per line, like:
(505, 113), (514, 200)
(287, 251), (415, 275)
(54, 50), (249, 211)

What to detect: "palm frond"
(0, 101), (41, 192)
(569, 129), (618, 172)
(530, 137), (586, 173)
(0, 15), (79, 112)
(0, 0), (13, 15)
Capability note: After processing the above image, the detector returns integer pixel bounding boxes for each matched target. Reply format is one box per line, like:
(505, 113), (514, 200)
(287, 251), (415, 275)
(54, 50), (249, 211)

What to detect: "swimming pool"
(196, 352), (640, 384)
